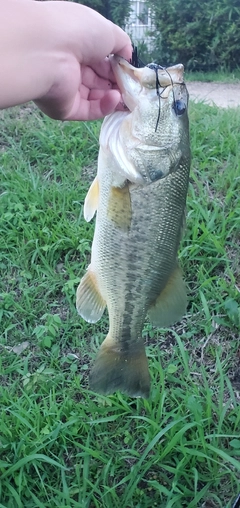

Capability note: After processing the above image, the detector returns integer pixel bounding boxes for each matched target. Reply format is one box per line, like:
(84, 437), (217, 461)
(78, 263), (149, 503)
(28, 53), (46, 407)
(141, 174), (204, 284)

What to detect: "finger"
(65, 89), (122, 121)
(80, 16), (132, 66)
(109, 23), (132, 61)
(79, 86), (116, 101)
(81, 66), (113, 90)
(87, 58), (115, 83)
(79, 83), (117, 102)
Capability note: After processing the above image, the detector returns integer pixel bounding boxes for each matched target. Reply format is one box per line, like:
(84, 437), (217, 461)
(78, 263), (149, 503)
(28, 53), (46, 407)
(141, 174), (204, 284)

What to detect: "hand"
(0, 0), (132, 121)
(35, 2), (132, 120)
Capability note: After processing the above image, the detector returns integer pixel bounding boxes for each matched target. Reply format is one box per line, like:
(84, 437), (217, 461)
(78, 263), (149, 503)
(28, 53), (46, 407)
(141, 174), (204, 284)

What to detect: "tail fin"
(89, 334), (150, 398)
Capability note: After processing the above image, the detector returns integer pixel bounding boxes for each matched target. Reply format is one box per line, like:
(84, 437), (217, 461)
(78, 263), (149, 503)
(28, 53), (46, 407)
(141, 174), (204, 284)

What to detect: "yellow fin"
(107, 184), (132, 232)
(148, 266), (187, 327)
(84, 177), (99, 222)
(76, 268), (106, 323)
(89, 334), (150, 398)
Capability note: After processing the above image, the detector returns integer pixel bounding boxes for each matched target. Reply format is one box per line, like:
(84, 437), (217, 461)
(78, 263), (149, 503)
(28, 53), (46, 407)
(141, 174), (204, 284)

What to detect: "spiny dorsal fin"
(76, 267), (106, 323)
(84, 176), (99, 222)
(107, 183), (132, 232)
(148, 265), (187, 327)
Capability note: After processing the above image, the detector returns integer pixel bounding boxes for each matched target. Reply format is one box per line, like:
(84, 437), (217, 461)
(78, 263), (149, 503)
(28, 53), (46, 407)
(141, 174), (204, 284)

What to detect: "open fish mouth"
(109, 55), (186, 113)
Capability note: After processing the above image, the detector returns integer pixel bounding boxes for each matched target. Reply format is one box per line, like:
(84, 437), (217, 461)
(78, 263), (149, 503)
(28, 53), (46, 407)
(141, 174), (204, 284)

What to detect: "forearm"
(0, 0), (62, 108)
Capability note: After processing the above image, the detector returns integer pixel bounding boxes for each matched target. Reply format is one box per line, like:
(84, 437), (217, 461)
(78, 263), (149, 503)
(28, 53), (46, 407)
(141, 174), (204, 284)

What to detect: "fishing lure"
(130, 46), (145, 68)
(232, 492), (240, 508)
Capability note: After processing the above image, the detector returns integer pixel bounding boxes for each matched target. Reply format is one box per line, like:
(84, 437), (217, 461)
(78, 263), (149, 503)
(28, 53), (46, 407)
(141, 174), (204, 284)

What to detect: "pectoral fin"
(76, 267), (106, 323)
(107, 183), (132, 232)
(148, 266), (187, 327)
(84, 177), (99, 222)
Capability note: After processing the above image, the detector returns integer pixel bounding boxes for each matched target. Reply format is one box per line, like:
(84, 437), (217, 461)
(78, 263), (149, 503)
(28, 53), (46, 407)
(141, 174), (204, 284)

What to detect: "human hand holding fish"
(0, 0), (132, 120)
(77, 55), (191, 398)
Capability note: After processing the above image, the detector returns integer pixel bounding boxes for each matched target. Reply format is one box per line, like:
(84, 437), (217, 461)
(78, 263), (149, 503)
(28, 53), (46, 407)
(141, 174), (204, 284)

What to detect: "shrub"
(147, 0), (240, 71)
(72, 0), (131, 28)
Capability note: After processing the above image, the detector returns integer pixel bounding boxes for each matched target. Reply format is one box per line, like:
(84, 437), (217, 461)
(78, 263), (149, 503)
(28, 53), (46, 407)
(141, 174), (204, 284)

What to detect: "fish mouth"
(109, 55), (185, 112)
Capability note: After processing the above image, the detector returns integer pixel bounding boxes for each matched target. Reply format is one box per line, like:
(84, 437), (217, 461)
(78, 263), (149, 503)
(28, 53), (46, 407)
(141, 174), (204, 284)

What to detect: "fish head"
(107, 55), (190, 184)
(111, 56), (185, 106)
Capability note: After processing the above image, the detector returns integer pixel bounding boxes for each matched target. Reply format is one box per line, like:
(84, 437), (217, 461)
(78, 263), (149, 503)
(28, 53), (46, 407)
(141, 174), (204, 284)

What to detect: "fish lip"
(110, 55), (185, 83)
(109, 55), (139, 112)
(109, 54), (133, 73)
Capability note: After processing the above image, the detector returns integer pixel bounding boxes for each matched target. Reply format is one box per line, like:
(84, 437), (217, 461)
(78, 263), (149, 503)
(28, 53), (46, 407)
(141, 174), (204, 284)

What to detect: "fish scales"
(96, 169), (187, 316)
(76, 56), (191, 398)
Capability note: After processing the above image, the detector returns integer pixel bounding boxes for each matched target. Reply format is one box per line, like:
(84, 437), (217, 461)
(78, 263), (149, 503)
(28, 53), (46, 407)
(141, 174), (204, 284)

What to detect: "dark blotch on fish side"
(148, 168), (164, 182)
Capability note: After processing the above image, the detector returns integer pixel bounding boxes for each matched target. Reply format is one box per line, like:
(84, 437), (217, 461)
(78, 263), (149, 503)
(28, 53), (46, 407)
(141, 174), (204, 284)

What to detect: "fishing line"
(147, 63), (171, 132)
(131, 48), (165, 131)
(153, 69), (161, 133)
(232, 492), (240, 508)
(150, 66), (188, 129)
(131, 47), (186, 132)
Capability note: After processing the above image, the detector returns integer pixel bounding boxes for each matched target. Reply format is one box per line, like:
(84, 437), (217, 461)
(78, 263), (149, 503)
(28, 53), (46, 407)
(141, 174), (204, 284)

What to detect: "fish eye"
(173, 99), (186, 116)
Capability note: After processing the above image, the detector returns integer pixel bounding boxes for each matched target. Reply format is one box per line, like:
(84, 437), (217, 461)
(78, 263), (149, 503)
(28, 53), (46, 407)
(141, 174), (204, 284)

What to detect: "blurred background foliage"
(146, 0), (240, 71)
(73, 0), (131, 27)
(73, 0), (240, 71)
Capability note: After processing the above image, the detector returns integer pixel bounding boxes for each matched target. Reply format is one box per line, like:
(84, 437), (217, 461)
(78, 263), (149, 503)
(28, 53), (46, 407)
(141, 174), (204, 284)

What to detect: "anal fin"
(76, 267), (106, 323)
(84, 176), (99, 222)
(148, 265), (187, 328)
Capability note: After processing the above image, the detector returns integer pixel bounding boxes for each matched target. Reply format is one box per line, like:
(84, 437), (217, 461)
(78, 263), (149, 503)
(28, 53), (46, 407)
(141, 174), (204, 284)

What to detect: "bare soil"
(186, 81), (240, 108)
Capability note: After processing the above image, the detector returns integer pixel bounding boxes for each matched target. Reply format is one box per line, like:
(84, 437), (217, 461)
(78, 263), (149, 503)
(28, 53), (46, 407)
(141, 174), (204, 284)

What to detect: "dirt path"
(186, 82), (240, 108)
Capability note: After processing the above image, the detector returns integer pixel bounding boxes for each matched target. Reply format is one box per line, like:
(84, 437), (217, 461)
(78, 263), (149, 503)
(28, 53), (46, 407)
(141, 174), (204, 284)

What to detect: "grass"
(185, 69), (240, 82)
(0, 99), (239, 507)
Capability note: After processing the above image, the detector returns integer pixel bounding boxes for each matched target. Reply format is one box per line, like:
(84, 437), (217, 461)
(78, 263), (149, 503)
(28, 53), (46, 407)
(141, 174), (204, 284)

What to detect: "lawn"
(185, 69), (240, 82)
(0, 99), (239, 508)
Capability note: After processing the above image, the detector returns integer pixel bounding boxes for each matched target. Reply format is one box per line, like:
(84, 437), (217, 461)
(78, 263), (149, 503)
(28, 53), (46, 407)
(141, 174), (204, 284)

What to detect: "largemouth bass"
(76, 55), (191, 398)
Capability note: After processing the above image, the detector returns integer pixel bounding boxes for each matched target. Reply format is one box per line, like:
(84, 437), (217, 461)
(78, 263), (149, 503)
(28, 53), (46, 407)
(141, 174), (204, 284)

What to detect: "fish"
(76, 55), (191, 398)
